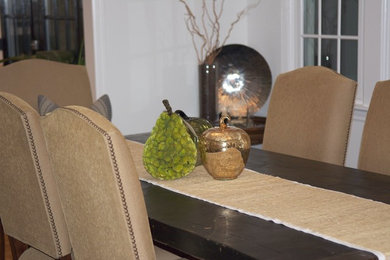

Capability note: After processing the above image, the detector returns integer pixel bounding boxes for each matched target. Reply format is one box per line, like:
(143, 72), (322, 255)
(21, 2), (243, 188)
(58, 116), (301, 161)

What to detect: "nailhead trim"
(64, 107), (140, 260)
(320, 68), (356, 166)
(0, 95), (63, 257)
(343, 85), (357, 166)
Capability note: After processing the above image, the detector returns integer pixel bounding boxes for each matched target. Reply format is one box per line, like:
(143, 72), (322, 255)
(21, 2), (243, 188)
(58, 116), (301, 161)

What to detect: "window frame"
(300, 0), (360, 76)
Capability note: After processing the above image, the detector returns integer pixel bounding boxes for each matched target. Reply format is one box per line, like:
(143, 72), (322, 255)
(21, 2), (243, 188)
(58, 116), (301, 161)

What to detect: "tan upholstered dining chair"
(41, 106), (180, 260)
(0, 59), (93, 111)
(262, 66), (357, 166)
(358, 80), (390, 175)
(0, 92), (71, 259)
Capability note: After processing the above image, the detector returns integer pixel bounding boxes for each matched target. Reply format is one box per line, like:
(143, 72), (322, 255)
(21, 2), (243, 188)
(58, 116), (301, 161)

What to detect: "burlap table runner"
(127, 141), (390, 260)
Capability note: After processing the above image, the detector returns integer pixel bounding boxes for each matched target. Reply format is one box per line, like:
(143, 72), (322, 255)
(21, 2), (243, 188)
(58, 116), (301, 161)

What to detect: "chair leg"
(0, 219), (4, 260)
(8, 236), (29, 260)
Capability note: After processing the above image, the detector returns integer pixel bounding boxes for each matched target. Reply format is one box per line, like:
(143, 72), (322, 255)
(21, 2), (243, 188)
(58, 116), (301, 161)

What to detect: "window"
(0, 0), (83, 62)
(302, 0), (358, 81)
(44, 0), (82, 51)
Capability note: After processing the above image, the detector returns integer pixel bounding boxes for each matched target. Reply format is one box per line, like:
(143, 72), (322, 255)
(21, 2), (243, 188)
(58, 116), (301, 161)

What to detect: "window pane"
(3, 0), (32, 57)
(57, 1), (67, 17)
(69, 0), (77, 17)
(341, 40), (357, 80)
(304, 38), (318, 66)
(69, 21), (77, 50)
(17, 18), (32, 54)
(15, 0), (30, 17)
(304, 0), (318, 34)
(46, 0), (55, 15)
(47, 20), (56, 50)
(322, 0), (338, 35)
(58, 20), (67, 50)
(321, 39), (337, 70)
(341, 0), (358, 35)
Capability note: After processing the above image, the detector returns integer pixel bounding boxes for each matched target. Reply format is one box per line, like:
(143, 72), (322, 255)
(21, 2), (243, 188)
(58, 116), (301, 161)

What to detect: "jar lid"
(202, 114), (249, 142)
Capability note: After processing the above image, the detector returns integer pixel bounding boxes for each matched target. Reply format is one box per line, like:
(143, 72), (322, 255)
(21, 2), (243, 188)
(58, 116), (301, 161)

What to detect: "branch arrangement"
(179, 0), (261, 65)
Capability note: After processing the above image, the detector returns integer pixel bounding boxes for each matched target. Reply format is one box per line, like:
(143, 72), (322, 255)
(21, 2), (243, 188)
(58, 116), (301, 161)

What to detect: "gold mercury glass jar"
(200, 114), (251, 180)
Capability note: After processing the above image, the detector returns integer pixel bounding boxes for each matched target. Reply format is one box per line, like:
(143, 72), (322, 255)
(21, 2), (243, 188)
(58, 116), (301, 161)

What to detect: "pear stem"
(162, 99), (172, 115)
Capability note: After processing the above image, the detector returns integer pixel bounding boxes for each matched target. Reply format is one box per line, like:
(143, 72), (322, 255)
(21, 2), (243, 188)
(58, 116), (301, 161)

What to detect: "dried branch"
(201, 0), (209, 55)
(184, 18), (201, 62)
(221, 1), (261, 47)
(179, 0), (261, 64)
(179, 0), (206, 62)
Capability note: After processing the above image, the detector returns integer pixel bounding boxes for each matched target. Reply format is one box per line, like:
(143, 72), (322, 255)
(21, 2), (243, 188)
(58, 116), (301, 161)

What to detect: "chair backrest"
(41, 106), (155, 260)
(262, 66), (357, 166)
(0, 92), (71, 258)
(358, 80), (390, 175)
(0, 59), (93, 111)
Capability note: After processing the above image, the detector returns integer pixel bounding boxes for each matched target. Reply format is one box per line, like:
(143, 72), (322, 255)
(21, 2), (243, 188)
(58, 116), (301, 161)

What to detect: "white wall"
(84, 0), (251, 135)
(247, 0), (283, 117)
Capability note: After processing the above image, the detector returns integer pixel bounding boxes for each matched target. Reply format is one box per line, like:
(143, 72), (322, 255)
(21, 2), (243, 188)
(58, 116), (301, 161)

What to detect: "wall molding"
(82, 0), (96, 98)
(355, 0), (365, 105)
(381, 0), (390, 80)
(91, 0), (106, 97)
(281, 0), (299, 72)
(352, 105), (368, 122)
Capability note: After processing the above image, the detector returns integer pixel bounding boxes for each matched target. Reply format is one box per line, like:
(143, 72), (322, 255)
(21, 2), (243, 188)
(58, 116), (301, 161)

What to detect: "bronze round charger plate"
(212, 44), (272, 118)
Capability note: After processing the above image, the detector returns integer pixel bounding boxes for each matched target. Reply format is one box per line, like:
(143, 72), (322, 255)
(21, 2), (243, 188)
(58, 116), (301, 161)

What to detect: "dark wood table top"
(126, 133), (390, 260)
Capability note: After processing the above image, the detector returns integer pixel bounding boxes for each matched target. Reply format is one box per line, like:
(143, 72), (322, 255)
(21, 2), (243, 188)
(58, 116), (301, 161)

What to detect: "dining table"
(125, 133), (390, 260)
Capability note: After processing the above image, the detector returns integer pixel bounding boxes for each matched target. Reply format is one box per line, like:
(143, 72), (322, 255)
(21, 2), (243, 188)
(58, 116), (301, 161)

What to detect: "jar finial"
(219, 113), (230, 130)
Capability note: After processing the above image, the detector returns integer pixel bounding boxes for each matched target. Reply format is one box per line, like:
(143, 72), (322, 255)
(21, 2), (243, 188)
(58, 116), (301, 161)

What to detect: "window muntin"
(302, 0), (358, 81)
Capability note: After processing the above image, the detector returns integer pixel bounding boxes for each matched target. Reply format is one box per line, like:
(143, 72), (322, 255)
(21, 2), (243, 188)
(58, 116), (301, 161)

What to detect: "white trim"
(302, 34), (359, 40)
(352, 105), (368, 122)
(380, 0), (390, 80)
(300, 0), (304, 67)
(82, 0), (97, 99)
(387, 0), (390, 79)
(318, 0), (322, 66)
(91, 0), (106, 97)
(337, 0), (341, 72)
(281, 0), (299, 72)
(355, 0), (365, 105)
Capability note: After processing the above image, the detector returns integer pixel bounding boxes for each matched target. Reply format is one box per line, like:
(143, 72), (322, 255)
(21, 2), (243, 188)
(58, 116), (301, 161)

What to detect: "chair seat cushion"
(19, 248), (55, 260)
(154, 246), (183, 260)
